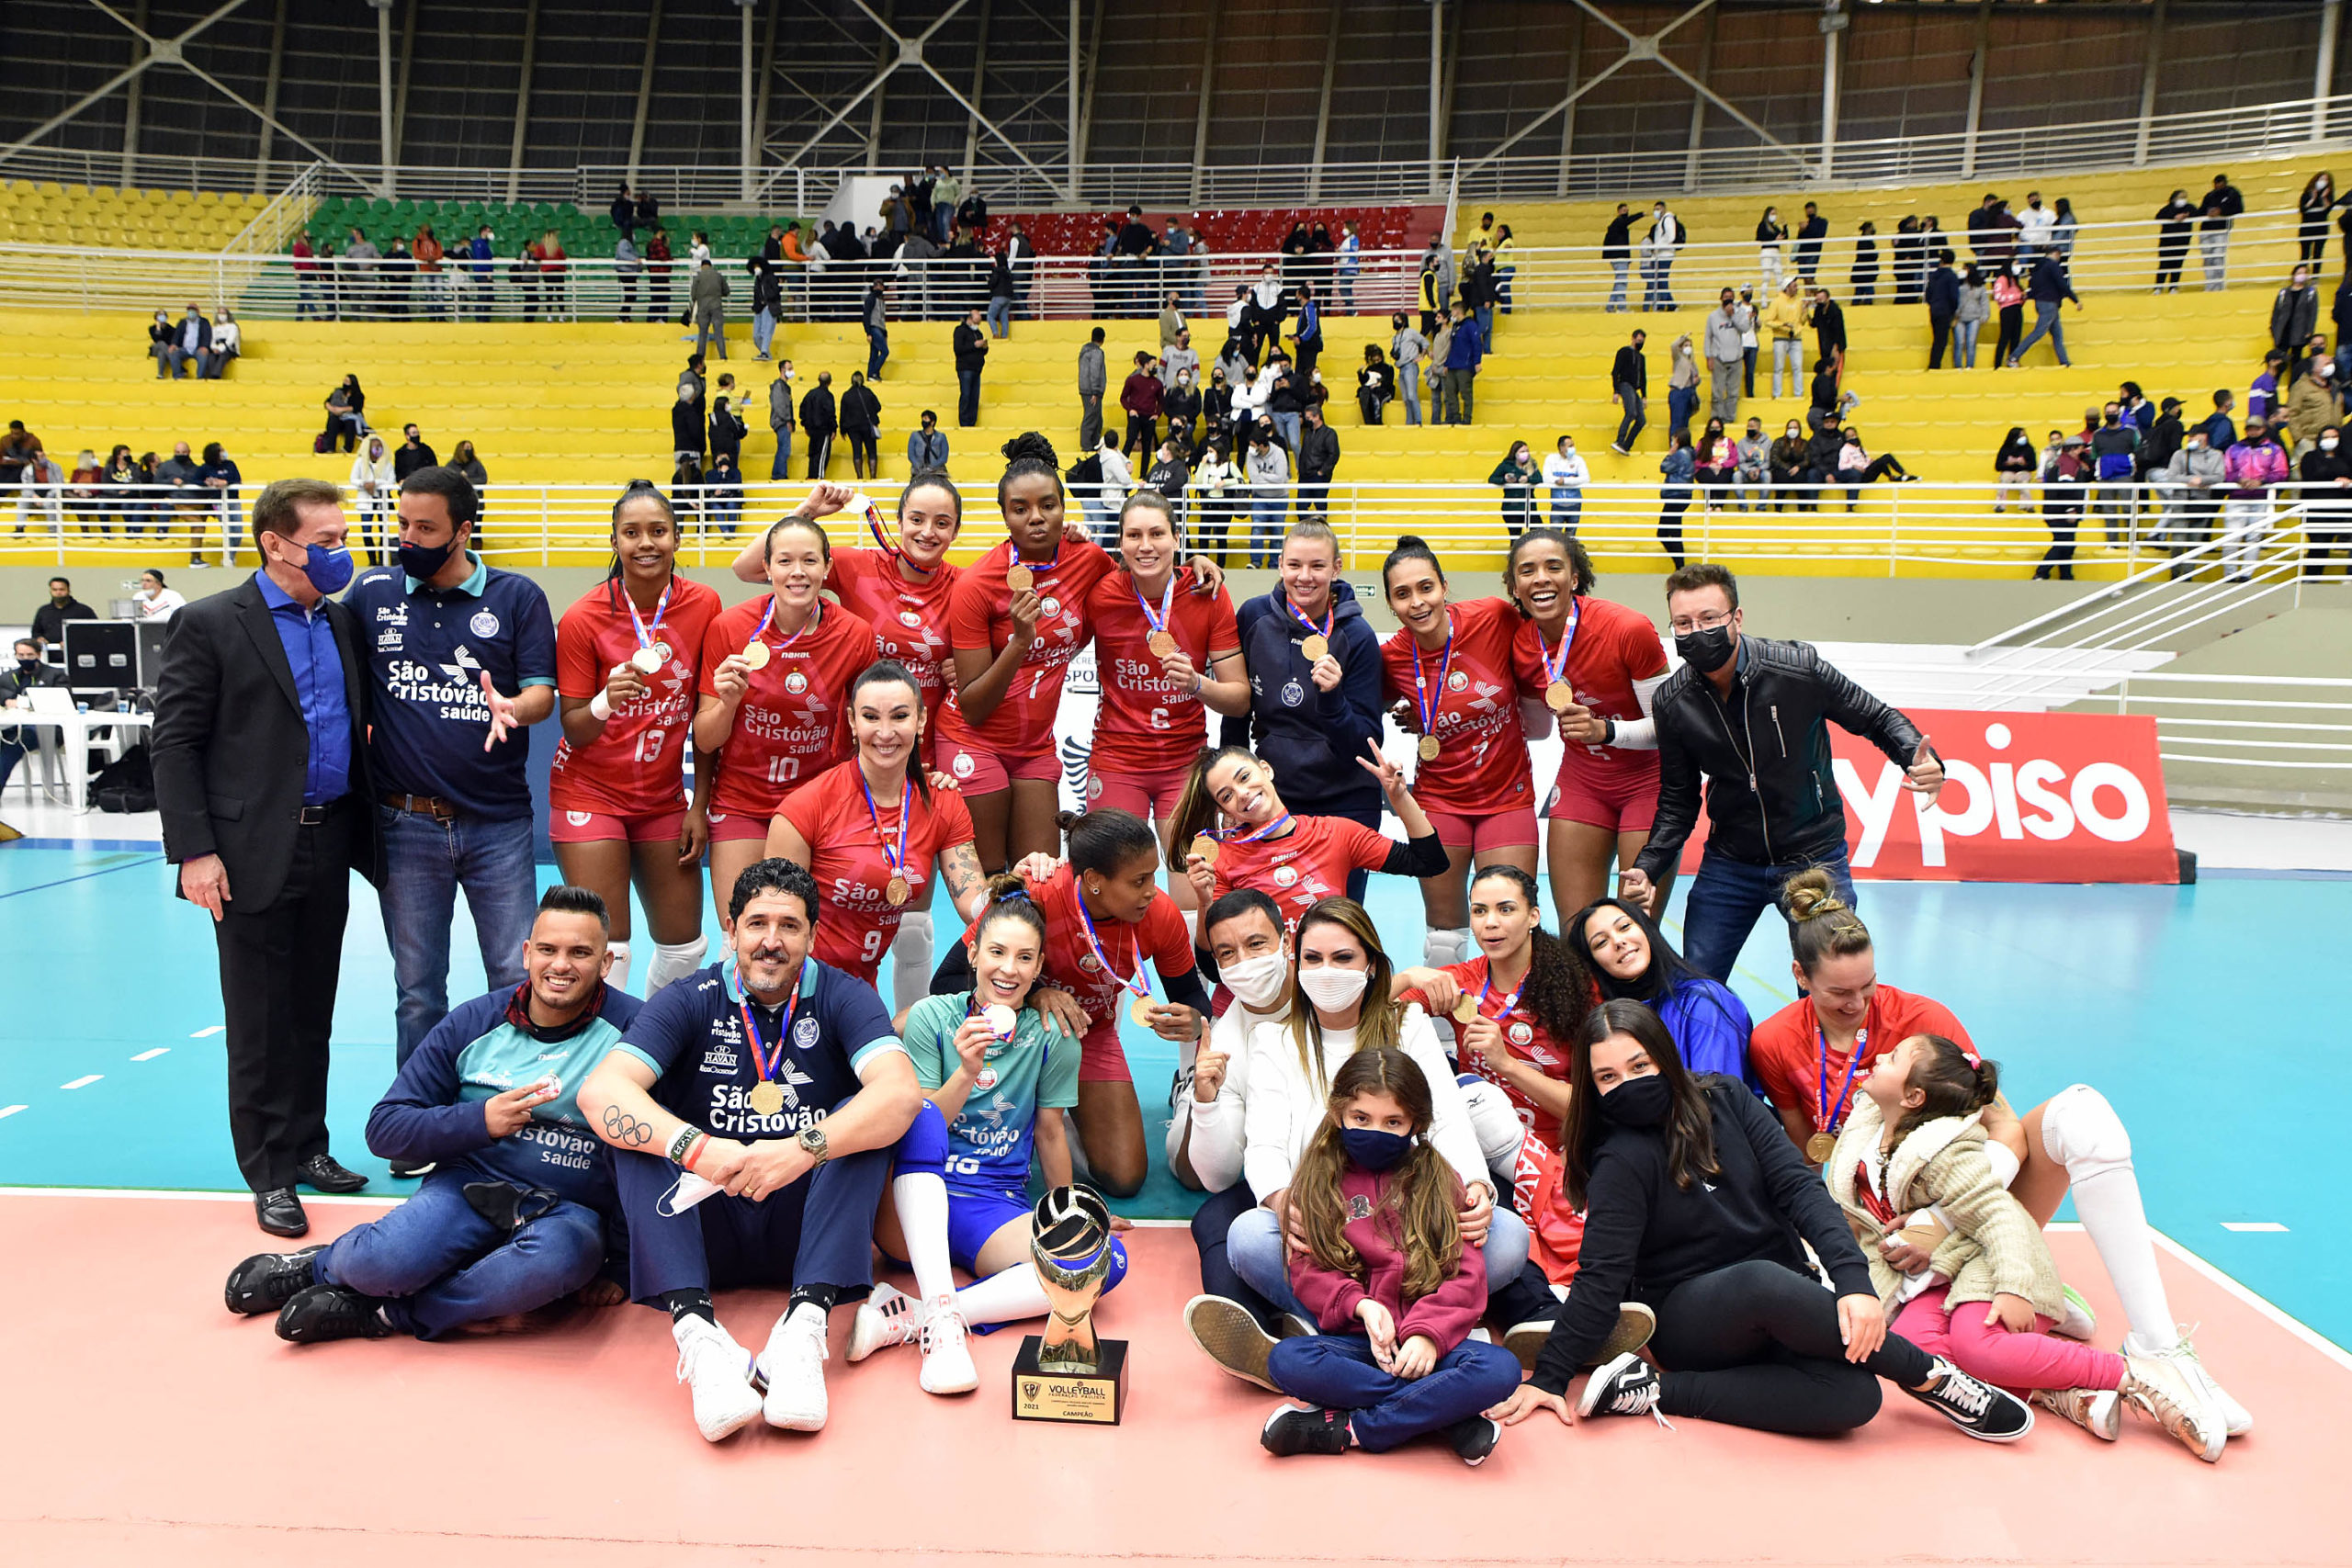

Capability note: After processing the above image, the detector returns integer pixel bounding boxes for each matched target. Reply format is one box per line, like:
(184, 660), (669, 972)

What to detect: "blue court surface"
(2, 838), (2341, 1351)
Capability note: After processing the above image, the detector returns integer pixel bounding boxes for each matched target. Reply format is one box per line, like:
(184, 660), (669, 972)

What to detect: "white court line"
(2222, 1221), (2290, 1233)
(59, 1075), (102, 1090)
(189, 1026), (223, 1038)
(2152, 1226), (2352, 1376)
(130, 1048), (169, 1063)
(0, 1106), (25, 1121)
(0, 1185), (397, 1208)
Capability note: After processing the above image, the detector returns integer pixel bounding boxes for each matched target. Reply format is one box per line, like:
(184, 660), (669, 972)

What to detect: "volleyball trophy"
(1011, 1183), (1129, 1424)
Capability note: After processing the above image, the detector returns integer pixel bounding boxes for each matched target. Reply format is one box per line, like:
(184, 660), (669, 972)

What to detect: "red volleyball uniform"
(1378, 597), (1535, 817)
(697, 595), (880, 824)
(549, 576), (725, 818)
(1510, 593), (1670, 827)
(1397, 953), (1576, 1142)
(1206, 815), (1396, 936)
(825, 546), (960, 759)
(776, 761), (976, 984)
(1748, 985), (1977, 1136)
(1086, 566), (1241, 776)
(933, 537), (1117, 761)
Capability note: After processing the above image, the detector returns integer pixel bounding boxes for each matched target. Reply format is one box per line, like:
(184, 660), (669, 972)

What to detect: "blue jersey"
(1657, 974), (1759, 1093)
(615, 958), (904, 1140)
(366, 983), (640, 1210)
(901, 992), (1078, 1191)
(348, 552), (557, 818)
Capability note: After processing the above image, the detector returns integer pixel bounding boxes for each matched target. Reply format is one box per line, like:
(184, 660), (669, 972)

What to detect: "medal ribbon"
(859, 769), (912, 883)
(748, 593), (814, 657)
(740, 985), (801, 1089)
(1474, 963), (1528, 1022)
(1411, 608), (1456, 739)
(1074, 894), (1150, 1006)
(1283, 594), (1335, 647)
(1815, 1021), (1867, 1134)
(1007, 537), (1061, 578)
(1134, 574), (1179, 647)
(1227, 813), (1293, 848)
(864, 498), (934, 576)
(1539, 595), (1583, 689)
(625, 580), (672, 656)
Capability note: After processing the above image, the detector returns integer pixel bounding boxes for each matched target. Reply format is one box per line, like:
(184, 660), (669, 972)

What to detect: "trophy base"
(1011, 1335), (1129, 1425)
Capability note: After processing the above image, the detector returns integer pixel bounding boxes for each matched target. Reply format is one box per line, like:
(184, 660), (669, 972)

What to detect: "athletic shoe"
(388, 1159), (436, 1179)
(1260, 1403), (1351, 1457)
(2121, 1353), (2226, 1462)
(1442, 1413), (1503, 1467)
(847, 1281), (923, 1362)
(2052, 1285), (2098, 1342)
(757, 1302), (831, 1430)
(671, 1314), (763, 1443)
(1184, 1293), (1280, 1392)
(223, 1246), (323, 1315)
(2126, 1328), (2249, 1438)
(917, 1298), (978, 1396)
(2031, 1385), (2121, 1442)
(1278, 1311), (1317, 1339)
(1577, 1351), (1669, 1427)
(1905, 1358), (2034, 1443)
(1507, 1303), (1656, 1373)
(275, 1283), (396, 1344)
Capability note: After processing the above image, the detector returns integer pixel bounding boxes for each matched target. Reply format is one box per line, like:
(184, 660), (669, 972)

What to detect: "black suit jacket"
(151, 575), (382, 910)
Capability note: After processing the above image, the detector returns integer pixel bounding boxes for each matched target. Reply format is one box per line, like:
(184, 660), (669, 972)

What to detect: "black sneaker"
(276, 1283), (397, 1344)
(1577, 1350), (1668, 1425)
(1905, 1358), (2035, 1443)
(388, 1159), (436, 1179)
(1260, 1403), (1351, 1457)
(1442, 1412), (1502, 1467)
(223, 1246), (323, 1315)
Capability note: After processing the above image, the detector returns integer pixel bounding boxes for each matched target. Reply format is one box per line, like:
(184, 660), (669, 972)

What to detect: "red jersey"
(934, 538), (1117, 757)
(697, 595), (880, 820)
(549, 576), (725, 817)
(1510, 593), (1669, 781)
(1086, 566), (1241, 774)
(1378, 597), (1533, 816)
(825, 546), (960, 759)
(1207, 815), (1395, 936)
(1397, 953), (1575, 1142)
(961, 863), (1196, 1034)
(1749, 985), (1977, 1135)
(777, 761), (976, 984)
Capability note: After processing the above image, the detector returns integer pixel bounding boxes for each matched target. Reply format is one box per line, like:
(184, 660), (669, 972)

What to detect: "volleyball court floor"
(1, 834), (2346, 1565)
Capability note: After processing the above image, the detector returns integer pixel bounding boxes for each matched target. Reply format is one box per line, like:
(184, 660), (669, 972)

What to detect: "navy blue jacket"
(1220, 581), (1384, 818)
(1924, 265), (1960, 316)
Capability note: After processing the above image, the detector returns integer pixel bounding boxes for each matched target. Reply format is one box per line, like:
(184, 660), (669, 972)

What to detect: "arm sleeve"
(514, 581), (559, 688)
(364, 1008), (496, 1165)
(1240, 1029), (1297, 1200)
(833, 977), (910, 1072)
(1290, 1249), (1368, 1332)
(1315, 623), (1385, 748)
(149, 611), (220, 864)
(1174, 1009), (1249, 1192)
(1530, 1156), (1648, 1393)
(1397, 1220), (1490, 1350)
(1925, 1143), (2050, 1301)
(1729, 1086), (1876, 1297)
(1039, 1018), (1082, 1111)
(900, 995), (952, 1092)
(1632, 688), (1701, 881)
(1401, 1011), (1488, 1189)
(1611, 671), (1670, 751)
(1804, 642), (1924, 769)
(555, 604), (604, 700)
(611, 979), (699, 1080)
(1380, 831), (1448, 880)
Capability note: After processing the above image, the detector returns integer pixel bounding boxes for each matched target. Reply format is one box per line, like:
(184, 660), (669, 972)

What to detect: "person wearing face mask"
(2220, 416), (2290, 581)
(1620, 562), (1941, 982)
(1639, 202), (1680, 311)
(2154, 190), (2196, 291)
(1733, 418), (1770, 511)
(1576, 897), (1754, 1087)
(153, 477), (384, 1238)
(1768, 419), (1807, 512)
(1164, 362), (1203, 450)
(1, 635), (65, 795)
(1388, 311), (1428, 424)
(1487, 1000), (2034, 1443)
(1703, 289), (1744, 425)
(1754, 207), (1787, 299)
(133, 568), (185, 621)
(2299, 422), (2352, 573)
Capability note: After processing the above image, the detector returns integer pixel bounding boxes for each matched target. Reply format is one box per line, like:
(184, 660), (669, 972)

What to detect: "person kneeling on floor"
(224, 886), (639, 1341)
(576, 857), (933, 1443)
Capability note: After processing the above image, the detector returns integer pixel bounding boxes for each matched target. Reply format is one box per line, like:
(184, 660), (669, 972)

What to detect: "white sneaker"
(757, 1302), (831, 1430)
(2126, 1327), (2249, 1438)
(2031, 1385), (2120, 1441)
(848, 1281), (925, 1362)
(672, 1314), (763, 1442)
(2121, 1352), (2226, 1462)
(918, 1297), (978, 1395)
(2052, 1285), (2098, 1342)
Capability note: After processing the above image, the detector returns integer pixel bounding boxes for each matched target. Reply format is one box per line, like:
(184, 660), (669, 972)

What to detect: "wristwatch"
(796, 1124), (831, 1165)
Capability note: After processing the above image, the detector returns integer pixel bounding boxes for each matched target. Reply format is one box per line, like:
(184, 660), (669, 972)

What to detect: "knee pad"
(1423, 927), (1471, 970)
(604, 940), (633, 994)
(891, 909), (934, 956)
(2038, 1082), (2133, 1184)
(1457, 1076), (1531, 1174)
(643, 935), (708, 996)
(892, 1100), (949, 1178)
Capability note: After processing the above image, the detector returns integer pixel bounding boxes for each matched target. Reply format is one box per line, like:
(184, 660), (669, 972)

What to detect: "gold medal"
(1417, 734), (1441, 761)
(885, 874), (910, 906)
(741, 640), (771, 671)
(1545, 680), (1575, 713)
(1146, 629), (1178, 659)
(1129, 994), (1157, 1026)
(1805, 1131), (1837, 1164)
(1451, 996), (1478, 1025)
(748, 1078), (786, 1117)
(1300, 634), (1329, 662)
(1188, 833), (1220, 865)
(1006, 563), (1035, 592)
(630, 646), (663, 675)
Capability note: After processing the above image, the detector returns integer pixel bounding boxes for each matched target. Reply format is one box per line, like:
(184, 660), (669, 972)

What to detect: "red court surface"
(1, 1192), (2345, 1568)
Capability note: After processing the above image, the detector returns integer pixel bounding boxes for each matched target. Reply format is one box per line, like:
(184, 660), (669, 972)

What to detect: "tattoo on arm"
(938, 841), (983, 914)
(603, 1104), (653, 1147)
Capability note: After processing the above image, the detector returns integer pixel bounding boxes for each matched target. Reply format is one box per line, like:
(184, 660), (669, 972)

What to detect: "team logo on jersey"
(1087, 773), (1103, 801)
(1078, 953), (1101, 973)
(899, 609), (924, 630)
(793, 1016), (820, 1050)
(1279, 680), (1305, 707)
(974, 1066), (999, 1092)
(469, 609), (500, 637)
(1510, 1022), (1535, 1048)
(375, 603), (408, 626)
(1525, 1040), (1557, 1066)
(1040, 596), (1060, 618)
(951, 750), (976, 779)
(784, 671), (809, 694)
(1447, 670), (1469, 692)
(566, 810), (594, 826)
(1544, 784), (1560, 813)
(1272, 864), (1299, 887)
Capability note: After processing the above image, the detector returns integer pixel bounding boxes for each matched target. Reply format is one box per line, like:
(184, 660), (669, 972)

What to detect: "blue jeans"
(1679, 842), (1858, 983)
(1608, 258), (1629, 310)
(770, 428), (793, 479)
(987, 298), (1012, 335)
(1400, 370), (1422, 424)
(1954, 317), (1982, 368)
(866, 326), (888, 379)
(1250, 494), (1287, 565)
(1272, 411), (1301, 451)
(1667, 384), (1698, 442)
(1269, 1334), (1522, 1450)
(314, 1171), (604, 1338)
(752, 309), (776, 356)
(1549, 494), (1582, 534)
(1474, 303), (1494, 344)
(1227, 1205), (1532, 1322)
(2013, 299), (2068, 366)
(378, 807), (537, 1065)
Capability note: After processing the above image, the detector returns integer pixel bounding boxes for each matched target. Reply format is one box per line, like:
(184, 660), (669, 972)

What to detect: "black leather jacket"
(1633, 633), (1925, 879)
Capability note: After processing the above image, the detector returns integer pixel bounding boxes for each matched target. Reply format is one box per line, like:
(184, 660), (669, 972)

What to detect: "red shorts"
(705, 808), (776, 844)
(1545, 755), (1660, 834)
(1086, 761), (1192, 821)
(938, 736), (1059, 795)
(1079, 1019), (1133, 1083)
(549, 807), (687, 845)
(1423, 805), (1541, 853)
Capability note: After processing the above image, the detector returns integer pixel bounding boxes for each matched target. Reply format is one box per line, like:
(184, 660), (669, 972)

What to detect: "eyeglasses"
(1668, 610), (1736, 635)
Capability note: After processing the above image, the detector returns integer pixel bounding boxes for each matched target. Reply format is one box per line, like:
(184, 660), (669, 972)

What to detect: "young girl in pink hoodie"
(1260, 1046), (1524, 1464)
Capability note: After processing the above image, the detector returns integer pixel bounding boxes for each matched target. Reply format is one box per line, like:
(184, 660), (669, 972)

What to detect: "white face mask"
(1298, 965), (1371, 1013)
(1221, 952), (1292, 1010)
(2326, 438), (2341, 452)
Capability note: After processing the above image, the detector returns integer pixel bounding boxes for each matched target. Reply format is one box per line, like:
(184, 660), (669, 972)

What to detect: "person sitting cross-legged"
(223, 886), (639, 1342)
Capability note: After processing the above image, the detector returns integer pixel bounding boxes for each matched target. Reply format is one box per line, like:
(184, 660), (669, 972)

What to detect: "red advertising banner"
(1676, 708), (2180, 884)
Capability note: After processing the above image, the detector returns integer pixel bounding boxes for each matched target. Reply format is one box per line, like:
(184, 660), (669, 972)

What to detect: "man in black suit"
(152, 477), (383, 1237)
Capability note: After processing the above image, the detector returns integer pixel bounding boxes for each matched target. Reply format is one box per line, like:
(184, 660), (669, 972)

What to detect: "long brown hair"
(1284, 897), (1403, 1089)
(1291, 1047), (1462, 1302)
(1889, 1033), (2001, 1144)
(1468, 864), (1593, 1044)
(1164, 743), (1259, 877)
(1560, 998), (1718, 1212)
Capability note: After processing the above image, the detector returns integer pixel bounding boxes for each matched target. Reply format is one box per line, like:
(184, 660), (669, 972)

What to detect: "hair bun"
(1001, 430), (1059, 468)
(1781, 867), (1846, 922)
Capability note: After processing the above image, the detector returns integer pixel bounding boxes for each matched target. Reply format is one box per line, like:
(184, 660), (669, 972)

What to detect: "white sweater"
(1241, 1004), (1486, 1200)
(1165, 995), (1288, 1194)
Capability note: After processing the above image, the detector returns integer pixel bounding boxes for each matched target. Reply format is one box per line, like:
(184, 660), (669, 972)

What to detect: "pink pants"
(1894, 1285), (2126, 1394)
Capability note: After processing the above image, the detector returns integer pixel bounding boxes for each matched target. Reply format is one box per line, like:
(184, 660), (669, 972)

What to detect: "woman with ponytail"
(548, 481), (725, 995)
(1576, 895), (1757, 1088)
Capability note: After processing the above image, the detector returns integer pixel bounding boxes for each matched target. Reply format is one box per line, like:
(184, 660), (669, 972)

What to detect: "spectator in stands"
(908, 408), (949, 473)
(1295, 403), (1339, 525)
(1943, 265), (1984, 370)
(1924, 250), (1960, 369)
(2288, 359), (2343, 459)
(609, 182), (636, 241)
(1488, 440), (1539, 538)
(1264, 353), (1305, 450)
(1810, 284), (1847, 374)
(1850, 220), (1880, 305)
(764, 360), (797, 479)
(1191, 437), (1235, 561)
(2274, 264), (2322, 360)
(1093, 433), (1136, 539)
(2156, 421), (2224, 573)
(1768, 418), (1806, 511)
(167, 302), (212, 379)
(197, 307), (240, 379)
(291, 232), (322, 319)
(938, 304), (981, 428)
(147, 310), (175, 377)
(1799, 414), (1847, 508)
(2222, 417), (2288, 580)
(707, 449), (743, 536)
(1808, 356), (1857, 433)
(709, 373), (748, 476)
(2198, 174), (2244, 289)
(1389, 312), (1428, 425)
(2249, 350), (2286, 425)
(1160, 290), (1186, 352)
(384, 235), (416, 318)
(340, 228), (379, 317)
(1601, 202), (1634, 312)
(1336, 220), (1363, 311)
(349, 435), (396, 565)
(1641, 201), (1681, 310)
(1078, 326), (1108, 452)
(800, 370), (838, 479)
(2007, 251), (2080, 368)
(1291, 282), (1327, 381)
(1734, 285), (1759, 395)
(1665, 332), (1699, 445)
(14, 451), (62, 537)
(1121, 352), (1164, 458)
(1892, 216), (1923, 304)
(690, 256), (729, 361)
(1693, 418), (1734, 513)
(1755, 206), (1788, 298)
(318, 375), (364, 454)
(1162, 325), (1200, 390)
(1733, 418), (1770, 511)
(1993, 426), (2037, 512)
(1357, 344), (1394, 424)
(2299, 423), (2352, 572)
(1704, 288), (1744, 425)
(1537, 434), (1588, 532)
(1243, 426), (1289, 567)
(1247, 264), (1287, 363)
(62, 449), (101, 536)
(1441, 300), (1485, 424)
(195, 442), (242, 565)
(2032, 431), (2087, 581)
(1611, 328), (1648, 454)
(1986, 261), (2026, 368)
(1165, 366), (1202, 450)
(101, 445), (140, 533)
(149, 440), (200, 551)
(393, 424), (438, 484)
(1657, 433), (1694, 569)
(2144, 393), (2183, 466)
(1764, 276), (1805, 400)
(1145, 437), (1190, 523)
(2089, 402), (2144, 541)
(2050, 198), (2080, 264)
(841, 370), (883, 481)
(1200, 362), (1236, 453)
(1795, 201), (1827, 281)
(2152, 188), (2195, 291)
(1834, 427), (1914, 506)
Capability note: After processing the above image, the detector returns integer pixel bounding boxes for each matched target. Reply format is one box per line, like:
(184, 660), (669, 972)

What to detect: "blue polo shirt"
(347, 552), (556, 818)
(615, 957), (905, 1140)
(253, 570), (353, 806)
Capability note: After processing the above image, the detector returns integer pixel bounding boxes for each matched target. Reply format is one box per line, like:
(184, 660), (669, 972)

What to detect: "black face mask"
(15, 659), (37, 680)
(1675, 624), (1735, 673)
(1599, 1073), (1673, 1129)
